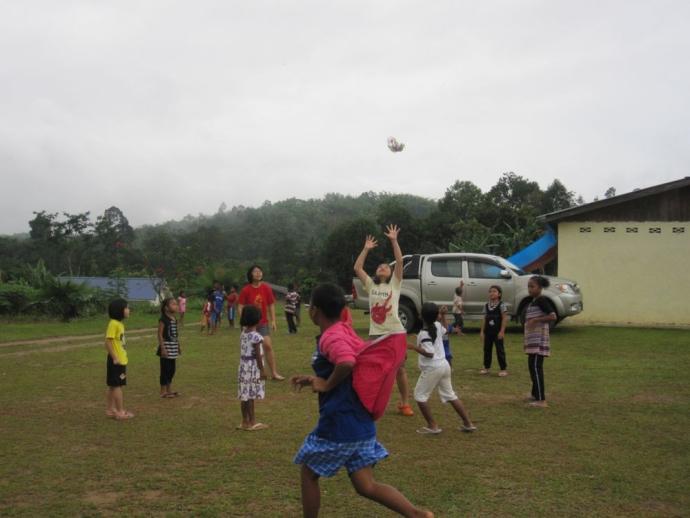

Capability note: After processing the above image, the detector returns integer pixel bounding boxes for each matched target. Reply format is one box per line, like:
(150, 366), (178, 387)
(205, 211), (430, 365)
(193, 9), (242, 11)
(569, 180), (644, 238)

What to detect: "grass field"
(1, 311), (689, 517)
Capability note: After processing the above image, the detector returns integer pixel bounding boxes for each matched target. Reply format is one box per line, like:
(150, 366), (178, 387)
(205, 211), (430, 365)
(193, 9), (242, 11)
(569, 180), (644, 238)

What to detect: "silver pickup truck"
(352, 253), (583, 333)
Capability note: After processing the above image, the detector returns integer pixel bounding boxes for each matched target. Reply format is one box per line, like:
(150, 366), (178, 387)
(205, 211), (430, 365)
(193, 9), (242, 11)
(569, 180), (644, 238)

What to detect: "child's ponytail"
(421, 302), (439, 342)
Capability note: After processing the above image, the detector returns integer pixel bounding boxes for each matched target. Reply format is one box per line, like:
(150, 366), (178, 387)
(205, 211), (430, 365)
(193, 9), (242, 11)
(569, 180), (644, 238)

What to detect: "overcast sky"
(1, 1), (689, 234)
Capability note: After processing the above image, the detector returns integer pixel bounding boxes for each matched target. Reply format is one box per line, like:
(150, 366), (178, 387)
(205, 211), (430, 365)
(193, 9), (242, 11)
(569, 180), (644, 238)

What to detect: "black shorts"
(106, 356), (127, 387)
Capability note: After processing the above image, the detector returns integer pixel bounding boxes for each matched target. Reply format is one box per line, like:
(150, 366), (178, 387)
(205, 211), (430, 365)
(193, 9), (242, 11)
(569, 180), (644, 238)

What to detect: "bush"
(0, 283), (41, 314)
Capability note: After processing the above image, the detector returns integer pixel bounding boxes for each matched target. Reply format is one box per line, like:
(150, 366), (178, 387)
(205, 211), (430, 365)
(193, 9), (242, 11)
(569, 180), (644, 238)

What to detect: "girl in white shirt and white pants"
(409, 302), (477, 434)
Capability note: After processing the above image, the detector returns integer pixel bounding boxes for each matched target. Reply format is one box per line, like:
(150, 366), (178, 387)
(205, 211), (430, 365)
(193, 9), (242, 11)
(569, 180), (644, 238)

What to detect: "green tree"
(541, 179), (575, 214)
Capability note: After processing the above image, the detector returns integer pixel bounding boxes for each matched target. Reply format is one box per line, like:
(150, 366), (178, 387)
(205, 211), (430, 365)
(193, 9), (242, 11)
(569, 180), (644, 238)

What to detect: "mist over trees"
(0, 173), (578, 293)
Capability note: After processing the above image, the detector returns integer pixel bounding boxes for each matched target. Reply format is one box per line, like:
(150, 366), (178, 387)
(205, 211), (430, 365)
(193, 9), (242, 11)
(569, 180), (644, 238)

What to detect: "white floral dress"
(237, 330), (265, 401)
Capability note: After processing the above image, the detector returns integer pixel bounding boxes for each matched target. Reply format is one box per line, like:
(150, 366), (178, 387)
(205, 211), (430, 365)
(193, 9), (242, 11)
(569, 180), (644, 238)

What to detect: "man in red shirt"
(238, 265), (284, 380)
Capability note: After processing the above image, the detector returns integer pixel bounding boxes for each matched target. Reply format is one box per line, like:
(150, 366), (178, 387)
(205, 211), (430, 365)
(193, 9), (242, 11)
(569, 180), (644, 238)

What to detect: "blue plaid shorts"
(294, 432), (389, 477)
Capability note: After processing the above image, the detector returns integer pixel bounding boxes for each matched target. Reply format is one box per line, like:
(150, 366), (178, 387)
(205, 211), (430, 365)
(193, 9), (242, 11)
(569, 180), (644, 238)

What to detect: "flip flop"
(461, 425), (477, 433)
(115, 411), (135, 421)
(416, 427), (442, 435)
(247, 423), (269, 431)
(236, 424), (249, 430)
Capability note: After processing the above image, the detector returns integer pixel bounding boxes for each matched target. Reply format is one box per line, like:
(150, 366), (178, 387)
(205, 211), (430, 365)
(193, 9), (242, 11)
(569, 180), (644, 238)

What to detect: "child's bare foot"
(246, 423), (269, 431)
(115, 410), (135, 420)
(271, 373), (285, 381)
(105, 410), (117, 418)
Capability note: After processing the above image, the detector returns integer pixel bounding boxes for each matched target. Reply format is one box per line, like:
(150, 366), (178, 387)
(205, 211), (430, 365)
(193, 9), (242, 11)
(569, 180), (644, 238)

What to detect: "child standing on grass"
(438, 305), (453, 366)
(226, 286), (238, 328)
(291, 283), (432, 518)
(480, 286), (510, 377)
(200, 293), (213, 335)
(451, 279), (465, 334)
(524, 276), (557, 408)
(285, 283), (300, 334)
(177, 290), (187, 326)
(158, 297), (181, 398)
(409, 302), (476, 435)
(105, 299), (134, 420)
(237, 305), (268, 431)
(212, 282), (225, 331)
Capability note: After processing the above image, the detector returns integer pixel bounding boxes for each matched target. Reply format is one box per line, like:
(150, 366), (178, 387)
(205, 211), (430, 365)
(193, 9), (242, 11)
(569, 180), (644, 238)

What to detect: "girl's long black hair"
(160, 297), (175, 316)
(421, 302), (440, 342)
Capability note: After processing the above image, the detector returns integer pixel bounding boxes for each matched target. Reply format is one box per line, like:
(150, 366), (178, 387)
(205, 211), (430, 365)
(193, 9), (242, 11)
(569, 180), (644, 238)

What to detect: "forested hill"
(0, 173), (580, 292)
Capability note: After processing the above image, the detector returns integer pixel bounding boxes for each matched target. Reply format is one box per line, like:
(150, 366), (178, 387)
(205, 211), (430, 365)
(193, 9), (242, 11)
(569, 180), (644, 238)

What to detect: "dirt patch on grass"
(630, 392), (679, 404)
(83, 491), (123, 505)
(1, 327), (156, 348)
(0, 334), (153, 358)
(141, 490), (164, 502)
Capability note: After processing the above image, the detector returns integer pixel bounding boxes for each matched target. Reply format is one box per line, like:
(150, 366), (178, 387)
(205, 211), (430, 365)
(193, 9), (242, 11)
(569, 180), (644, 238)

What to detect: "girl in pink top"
(177, 291), (187, 326)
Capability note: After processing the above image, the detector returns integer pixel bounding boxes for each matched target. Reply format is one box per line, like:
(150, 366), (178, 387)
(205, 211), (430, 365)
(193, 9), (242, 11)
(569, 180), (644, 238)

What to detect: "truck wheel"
(398, 303), (417, 334)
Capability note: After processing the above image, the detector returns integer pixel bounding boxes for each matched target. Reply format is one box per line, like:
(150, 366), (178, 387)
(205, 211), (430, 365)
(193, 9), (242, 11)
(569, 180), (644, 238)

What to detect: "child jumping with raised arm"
(524, 276), (558, 408)
(105, 299), (134, 420)
(158, 297), (181, 398)
(353, 225), (413, 417)
(409, 302), (476, 435)
(237, 305), (268, 430)
(292, 283), (432, 518)
(479, 286), (510, 377)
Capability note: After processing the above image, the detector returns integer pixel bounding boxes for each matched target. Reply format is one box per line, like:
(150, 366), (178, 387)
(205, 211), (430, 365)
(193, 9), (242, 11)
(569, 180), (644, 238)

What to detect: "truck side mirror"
(500, 269), (512, 279)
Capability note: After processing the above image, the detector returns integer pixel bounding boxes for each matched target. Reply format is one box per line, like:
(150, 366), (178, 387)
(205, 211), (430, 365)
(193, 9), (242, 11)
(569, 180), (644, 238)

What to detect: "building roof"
(540, 177), (690, 223)
(59, 276), (165, 300)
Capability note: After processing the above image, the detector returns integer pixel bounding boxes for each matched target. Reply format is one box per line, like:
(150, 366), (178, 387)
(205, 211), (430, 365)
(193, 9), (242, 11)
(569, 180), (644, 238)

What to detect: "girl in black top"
(479, 285), (509, 376)
(158, 297), (181, 398)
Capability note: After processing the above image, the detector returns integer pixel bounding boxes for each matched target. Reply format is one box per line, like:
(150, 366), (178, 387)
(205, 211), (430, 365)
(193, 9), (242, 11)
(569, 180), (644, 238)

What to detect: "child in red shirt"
(237, 265), (284, 380)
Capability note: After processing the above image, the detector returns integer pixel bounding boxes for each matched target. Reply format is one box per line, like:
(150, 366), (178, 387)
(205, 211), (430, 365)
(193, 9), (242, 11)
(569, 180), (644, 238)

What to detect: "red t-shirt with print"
(238, 283), (275, 325)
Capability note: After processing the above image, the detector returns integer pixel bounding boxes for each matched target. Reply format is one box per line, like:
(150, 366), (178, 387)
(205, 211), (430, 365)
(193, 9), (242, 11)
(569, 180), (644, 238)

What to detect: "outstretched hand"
(290, 375), (313, 391)
(384, 224), (400, 241)
(363, 235), (378, 250)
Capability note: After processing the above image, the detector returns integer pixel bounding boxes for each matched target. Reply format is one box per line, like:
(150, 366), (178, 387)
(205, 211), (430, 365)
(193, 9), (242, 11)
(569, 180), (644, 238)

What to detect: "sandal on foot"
(271, 374), (286, 381)
(479, 368), (489, 375)
(399, 404), (415, 417)
(115, 411), (135, 420)
(461, 425), (477, 433)
(105, 410), (117, 418)
(247, 423), (269, 431)
(416, 427), (442, 435)
(498, 370), (509, 377)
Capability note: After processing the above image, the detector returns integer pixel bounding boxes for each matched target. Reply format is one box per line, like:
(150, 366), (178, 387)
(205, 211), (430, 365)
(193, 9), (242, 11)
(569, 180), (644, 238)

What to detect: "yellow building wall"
(557, 221), (689, 325)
